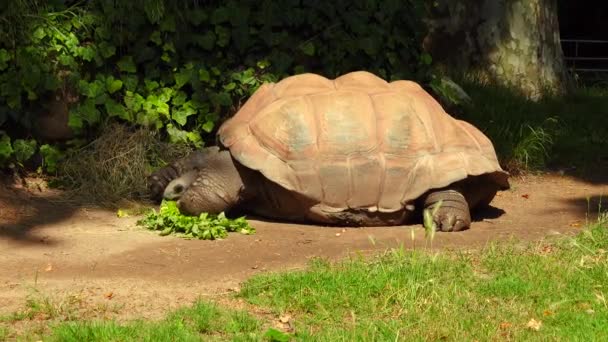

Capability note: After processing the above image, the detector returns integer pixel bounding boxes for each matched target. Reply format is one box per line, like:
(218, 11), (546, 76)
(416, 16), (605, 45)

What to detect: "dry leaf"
(543, 310), (553, 316)
(499, 322), (512, 329)
(526, 318), (542, 331)
(44, 263), (53, 272)
(540, 245), (554, 255)
(570, 221), (582, 227)
(578, 302), (592, 310)
(116, 209), (129, 218)
(521, 194), (530, 199)
(104, 292), (114, 299)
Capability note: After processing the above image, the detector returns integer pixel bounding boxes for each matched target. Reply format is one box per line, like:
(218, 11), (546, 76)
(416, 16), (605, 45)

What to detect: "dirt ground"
(1, 172), (607, 322)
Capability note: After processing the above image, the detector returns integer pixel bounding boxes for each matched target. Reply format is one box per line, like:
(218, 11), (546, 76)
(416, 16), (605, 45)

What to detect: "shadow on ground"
(0, 180), (78, 245)
(565, 168), (608, 187)
(472, 205), (506, 222)
(559, 195), (608, 223)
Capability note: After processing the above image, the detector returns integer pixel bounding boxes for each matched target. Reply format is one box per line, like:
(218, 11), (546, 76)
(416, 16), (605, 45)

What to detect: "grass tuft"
(55, 122), (193, 208)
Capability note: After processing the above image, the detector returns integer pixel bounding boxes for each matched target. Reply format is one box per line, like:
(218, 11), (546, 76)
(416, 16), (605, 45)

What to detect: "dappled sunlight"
(426, 0), (569, 99)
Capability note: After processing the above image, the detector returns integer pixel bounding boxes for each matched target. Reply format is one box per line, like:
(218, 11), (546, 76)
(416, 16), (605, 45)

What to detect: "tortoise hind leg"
(423, 189), (471, 232)
(422, 175), (501, 232)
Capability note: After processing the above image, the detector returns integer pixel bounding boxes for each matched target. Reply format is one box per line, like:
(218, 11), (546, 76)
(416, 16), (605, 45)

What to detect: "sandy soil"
(1, 172), (607, 322)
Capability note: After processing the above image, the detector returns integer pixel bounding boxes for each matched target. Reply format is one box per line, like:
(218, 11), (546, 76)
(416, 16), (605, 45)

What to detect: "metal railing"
(561, 39), (608, 73)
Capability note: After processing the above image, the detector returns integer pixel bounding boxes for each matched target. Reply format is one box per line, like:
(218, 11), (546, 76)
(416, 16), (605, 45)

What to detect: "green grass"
(13, 301), (266, 342)
(456, 78), (608, 172)
(4, 216), (608, 341)
(0, 326), (7, 341)
(48, 305), (260, 342)
(239, 217), (608, 341)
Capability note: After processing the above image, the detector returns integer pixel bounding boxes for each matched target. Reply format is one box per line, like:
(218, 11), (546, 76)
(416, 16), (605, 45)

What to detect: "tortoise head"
(163, 170), (198, 200)
(164, 147), (250, 216)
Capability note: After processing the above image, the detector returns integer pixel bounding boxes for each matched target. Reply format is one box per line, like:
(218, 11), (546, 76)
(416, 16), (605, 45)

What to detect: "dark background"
(559, 1), (608, 71)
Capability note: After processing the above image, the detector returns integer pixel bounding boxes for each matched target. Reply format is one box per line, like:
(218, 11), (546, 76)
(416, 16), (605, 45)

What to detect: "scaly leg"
(423, 189), (471, 232)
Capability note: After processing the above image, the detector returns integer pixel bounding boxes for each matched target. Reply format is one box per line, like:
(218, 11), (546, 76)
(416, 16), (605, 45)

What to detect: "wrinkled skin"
(163, 171), (198, 200)
(149, 147), (498, 232)
(424, 190), (472, 232)
(149, 146), (252, 215)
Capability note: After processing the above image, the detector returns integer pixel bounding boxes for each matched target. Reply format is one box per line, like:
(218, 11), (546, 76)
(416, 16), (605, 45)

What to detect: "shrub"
(0, 0), (431, 172)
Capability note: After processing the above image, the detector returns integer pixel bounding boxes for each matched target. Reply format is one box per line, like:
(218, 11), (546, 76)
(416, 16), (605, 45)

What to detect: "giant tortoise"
(149, 71), (509, 232)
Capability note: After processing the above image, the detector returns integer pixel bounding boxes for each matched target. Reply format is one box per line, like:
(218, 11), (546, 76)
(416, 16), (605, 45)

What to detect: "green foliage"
(12, 139), (37, 165)
(512, 122), (555, 170)
(0, 133), (38, 167)
(137, 200), (255, 239)
(429, 74), (472, 108)
(0, 133), (13, 163)
(0, 0), (430, 172)
(39, 144), (62, 173)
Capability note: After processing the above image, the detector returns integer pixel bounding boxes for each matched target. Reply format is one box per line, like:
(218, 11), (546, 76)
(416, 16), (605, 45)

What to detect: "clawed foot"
(424, 190), (471, 232)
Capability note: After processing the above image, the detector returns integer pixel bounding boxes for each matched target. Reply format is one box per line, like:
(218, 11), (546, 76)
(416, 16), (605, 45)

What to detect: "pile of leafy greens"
(137, 200), (255, 240)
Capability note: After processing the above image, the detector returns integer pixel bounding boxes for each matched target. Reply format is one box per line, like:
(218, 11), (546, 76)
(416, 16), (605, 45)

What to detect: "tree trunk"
(423, 0), (572, 99)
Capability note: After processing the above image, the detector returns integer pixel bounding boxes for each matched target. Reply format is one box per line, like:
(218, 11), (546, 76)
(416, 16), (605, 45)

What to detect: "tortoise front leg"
(422, 189), (471, 232)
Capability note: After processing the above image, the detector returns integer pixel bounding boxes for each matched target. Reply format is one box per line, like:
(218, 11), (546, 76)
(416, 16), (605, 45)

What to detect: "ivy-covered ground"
(1, 172), (606, 338)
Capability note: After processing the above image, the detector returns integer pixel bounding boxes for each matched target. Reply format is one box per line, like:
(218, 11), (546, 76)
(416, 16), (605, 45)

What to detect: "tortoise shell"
(218, 71), (508, 213)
